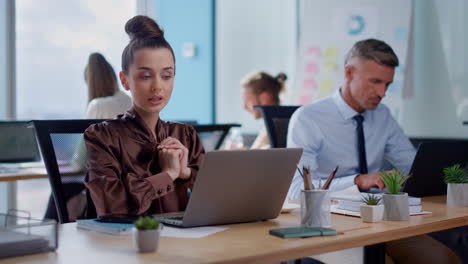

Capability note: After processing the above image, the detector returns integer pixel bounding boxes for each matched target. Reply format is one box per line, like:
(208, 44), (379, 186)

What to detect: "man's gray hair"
(344, 39), (399, 68)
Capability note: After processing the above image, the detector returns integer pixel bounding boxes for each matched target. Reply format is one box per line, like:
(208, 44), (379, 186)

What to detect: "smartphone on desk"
(95, 214), (141, 224)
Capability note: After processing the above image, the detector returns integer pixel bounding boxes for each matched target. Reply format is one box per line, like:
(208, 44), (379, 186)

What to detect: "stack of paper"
(0, 230), (50, 258)
(330, 185), (430, 217)
(76, 219), (134, 235)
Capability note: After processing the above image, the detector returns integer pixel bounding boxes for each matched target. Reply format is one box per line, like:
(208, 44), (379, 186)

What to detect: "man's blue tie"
(353, 114), (368, 174)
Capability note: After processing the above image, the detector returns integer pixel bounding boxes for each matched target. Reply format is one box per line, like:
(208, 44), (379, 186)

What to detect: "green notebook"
(269, 227), (337, 239)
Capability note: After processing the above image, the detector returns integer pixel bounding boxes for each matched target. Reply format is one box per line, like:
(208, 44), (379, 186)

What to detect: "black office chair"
(254, 106), (300, 148)
(194, 123), (240, 151)
(31, 119), (106, 224)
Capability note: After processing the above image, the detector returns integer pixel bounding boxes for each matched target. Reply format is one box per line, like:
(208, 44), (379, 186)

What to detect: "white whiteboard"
(293, 0), (413, 122)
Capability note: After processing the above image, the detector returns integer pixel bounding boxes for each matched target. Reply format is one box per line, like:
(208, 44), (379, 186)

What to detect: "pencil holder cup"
(300, 189), (331, 228)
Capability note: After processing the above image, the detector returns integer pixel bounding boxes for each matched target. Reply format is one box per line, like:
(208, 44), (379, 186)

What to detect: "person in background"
(44, 53), (133, 222)
(287, 38), (460, 264)
(84, 52), (132, 119)
(84, 15), (204, 216)
(240, 71), (287, 149)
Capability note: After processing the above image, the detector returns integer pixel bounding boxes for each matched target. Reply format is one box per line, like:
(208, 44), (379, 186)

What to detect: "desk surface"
(0, 166), (82, 182)
(0, 167), (48, 182)
(2, 196), (467, 264)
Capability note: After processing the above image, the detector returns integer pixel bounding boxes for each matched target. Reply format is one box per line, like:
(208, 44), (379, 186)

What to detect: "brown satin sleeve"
(85, 124), (172, 216)
(84, 124), (130, 216)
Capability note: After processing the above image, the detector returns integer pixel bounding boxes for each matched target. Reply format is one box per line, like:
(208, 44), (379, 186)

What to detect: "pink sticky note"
(299, 94), (313, 105)
(305, 62), (319, 74)
(307, 46), (321, 57)
(303, 78), (317, 90)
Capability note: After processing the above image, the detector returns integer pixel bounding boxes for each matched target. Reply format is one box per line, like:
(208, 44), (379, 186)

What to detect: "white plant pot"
(133, 225), (163, 253)
(447, 183), (468, 206)
(383, 193), (409, 221)
(360, 204), (384, 223)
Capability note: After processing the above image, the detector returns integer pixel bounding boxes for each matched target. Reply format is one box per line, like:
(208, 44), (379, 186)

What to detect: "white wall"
(215, 0), (297, 133)
(401, 0), (468, 138)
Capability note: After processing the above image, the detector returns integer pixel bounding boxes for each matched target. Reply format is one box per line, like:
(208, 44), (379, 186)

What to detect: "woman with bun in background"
(84, 16), (204, 216)
(240, 71), (287, 149)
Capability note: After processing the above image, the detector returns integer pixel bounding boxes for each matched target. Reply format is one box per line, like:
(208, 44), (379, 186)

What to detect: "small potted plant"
(133, 216), (162, 253)
(360, 194), (384, 223)
(380, 169), (411, 221)
(443, 164), (468, 206)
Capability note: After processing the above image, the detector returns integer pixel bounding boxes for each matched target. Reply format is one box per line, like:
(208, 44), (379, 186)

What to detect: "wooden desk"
(1, 196), (467, 264)
(0, 167), (48, 182)
(0, 167), (82, 182)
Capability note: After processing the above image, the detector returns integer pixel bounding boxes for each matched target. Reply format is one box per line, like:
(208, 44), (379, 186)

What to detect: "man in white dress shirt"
(287, 39), (460, 264)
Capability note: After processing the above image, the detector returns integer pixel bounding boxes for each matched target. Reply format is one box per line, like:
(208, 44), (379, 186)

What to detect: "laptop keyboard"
(167, 216), (184, 220)
(153, 213), (184, 226)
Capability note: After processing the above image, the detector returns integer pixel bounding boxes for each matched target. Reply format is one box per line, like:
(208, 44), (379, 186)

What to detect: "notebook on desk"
(155, 148), (303, 227)
(403, 141), (468, 197)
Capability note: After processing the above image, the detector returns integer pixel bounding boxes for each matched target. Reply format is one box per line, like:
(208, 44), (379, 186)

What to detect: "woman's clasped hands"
(157, 137), (191, 180)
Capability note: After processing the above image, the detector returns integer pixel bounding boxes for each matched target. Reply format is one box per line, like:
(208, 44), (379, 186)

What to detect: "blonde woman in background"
(240, 71), (287, 149)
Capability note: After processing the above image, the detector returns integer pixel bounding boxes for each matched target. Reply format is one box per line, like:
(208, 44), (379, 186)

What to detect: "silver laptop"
(155, 148), (303, 227)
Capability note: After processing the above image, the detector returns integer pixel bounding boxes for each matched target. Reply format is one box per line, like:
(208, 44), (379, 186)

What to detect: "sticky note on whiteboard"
(323, 62), (338, 72)
(307, 46), (321, 57)
(325, 47), (338, 59)
(303, 78), (317, 90)
(305, 62), (319, 74)
(319, 80), (333, 97)
(299, 94), (313, 105)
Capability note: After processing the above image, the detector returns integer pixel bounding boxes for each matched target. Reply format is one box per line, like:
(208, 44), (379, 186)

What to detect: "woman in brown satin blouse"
(84, 15), (204, 216)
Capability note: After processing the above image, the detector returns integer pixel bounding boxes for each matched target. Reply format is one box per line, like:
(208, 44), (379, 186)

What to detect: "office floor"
(312, 247), (362, 264)
(16, 178), (50, 219)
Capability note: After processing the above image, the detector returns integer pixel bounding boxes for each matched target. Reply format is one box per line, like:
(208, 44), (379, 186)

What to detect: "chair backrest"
(32, 119), (106, 224)
(193, 124), (240, 151)
(254, 106), (300, 148)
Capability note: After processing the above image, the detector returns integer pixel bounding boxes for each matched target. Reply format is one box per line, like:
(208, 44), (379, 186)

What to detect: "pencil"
(322, 165), (339, 190)
(303, 166), (312, 190)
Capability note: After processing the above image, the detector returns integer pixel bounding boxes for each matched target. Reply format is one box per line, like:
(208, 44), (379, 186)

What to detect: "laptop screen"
(404, 141), (468, 197)
(0, 121), (41, 163)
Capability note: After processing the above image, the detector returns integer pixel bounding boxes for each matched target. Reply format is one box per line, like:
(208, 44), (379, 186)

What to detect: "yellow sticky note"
(319, 80), (333, 98)
(323, 62), (338, 72)
(325, 47), (338, 59)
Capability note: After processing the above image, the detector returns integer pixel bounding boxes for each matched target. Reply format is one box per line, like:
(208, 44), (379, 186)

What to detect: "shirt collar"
(123, 107), (165, 143)
(332, 89), (362, 120)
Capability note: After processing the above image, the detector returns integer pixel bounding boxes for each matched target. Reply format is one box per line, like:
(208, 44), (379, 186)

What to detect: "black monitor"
(403, 141), (468, 197)
(0, 121), (41, 163)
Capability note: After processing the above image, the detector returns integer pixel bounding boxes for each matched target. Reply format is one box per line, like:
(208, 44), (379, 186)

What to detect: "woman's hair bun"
(276, 73), (288, 82)
(125, 15), (164, 40)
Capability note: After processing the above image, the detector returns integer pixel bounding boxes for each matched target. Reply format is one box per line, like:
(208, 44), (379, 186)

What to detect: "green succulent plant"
(361, 194), (382, 206)
(443, 164), (468, 184)
(134, 216), (159, 230)
(379, 169), (411, 195)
